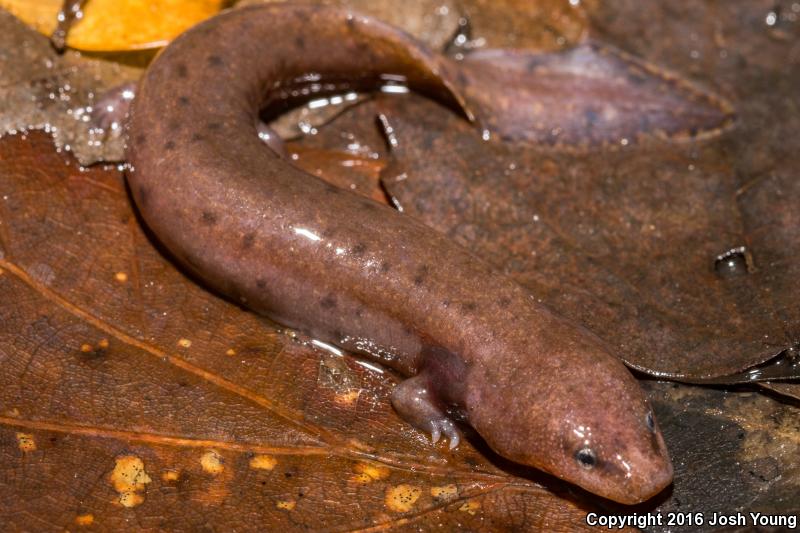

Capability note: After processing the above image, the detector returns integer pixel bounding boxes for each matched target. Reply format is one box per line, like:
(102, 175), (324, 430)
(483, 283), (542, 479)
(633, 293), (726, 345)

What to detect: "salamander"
(126, 3), (673, 503)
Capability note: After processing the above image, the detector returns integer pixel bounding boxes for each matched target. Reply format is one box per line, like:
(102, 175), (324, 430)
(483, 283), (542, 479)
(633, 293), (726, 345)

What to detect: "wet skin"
(126, 3), (673, 503)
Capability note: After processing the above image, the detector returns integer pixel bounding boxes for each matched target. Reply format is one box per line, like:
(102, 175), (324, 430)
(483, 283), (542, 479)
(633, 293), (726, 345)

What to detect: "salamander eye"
(645, 411), (655, 433)
(575, 447), (596, 469)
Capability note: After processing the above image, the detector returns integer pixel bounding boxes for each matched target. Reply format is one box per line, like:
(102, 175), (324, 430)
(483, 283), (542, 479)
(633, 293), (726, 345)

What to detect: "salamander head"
(465, 328), (673, 504)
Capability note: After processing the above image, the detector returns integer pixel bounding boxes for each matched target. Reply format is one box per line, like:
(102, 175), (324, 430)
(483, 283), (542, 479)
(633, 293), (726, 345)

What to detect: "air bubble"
(714, 246), (751, 277)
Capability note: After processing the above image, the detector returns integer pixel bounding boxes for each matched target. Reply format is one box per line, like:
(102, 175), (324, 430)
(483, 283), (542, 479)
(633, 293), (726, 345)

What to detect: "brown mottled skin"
(126, 3), (672, 503)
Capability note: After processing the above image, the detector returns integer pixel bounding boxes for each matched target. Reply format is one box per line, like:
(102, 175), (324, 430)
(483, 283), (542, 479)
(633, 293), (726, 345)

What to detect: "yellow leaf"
(0, 0), (224, 52)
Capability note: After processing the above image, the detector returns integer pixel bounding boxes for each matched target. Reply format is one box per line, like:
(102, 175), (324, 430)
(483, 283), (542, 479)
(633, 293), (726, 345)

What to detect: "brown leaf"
(0, 131), (608, 530)
(375, 93), (796, 379)
(456, 0), (588, 51)
(0, 0), (225, 51)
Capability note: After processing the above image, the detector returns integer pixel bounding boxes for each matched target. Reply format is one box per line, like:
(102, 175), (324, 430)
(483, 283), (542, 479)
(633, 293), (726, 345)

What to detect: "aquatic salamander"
(126, 3), (673, 503)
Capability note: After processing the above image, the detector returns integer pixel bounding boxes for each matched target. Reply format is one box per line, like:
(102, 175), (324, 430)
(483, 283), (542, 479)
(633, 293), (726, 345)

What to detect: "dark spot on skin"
(164, 141), (175, 151)
(294, 35), (305, 49)
(413, 265), (429, 286)
(584, 108), (599, 127)
(178, 96), (190, 106)
(242, 233), (255, 250)
(135, 133), (146, 145)
(688, 126), (699, 137)
(175, 63), (188, 78)
(526, 57), (544, 73)
(201, 211), (218, 225)
(380, 261), (391, 273)
(207, 55), (224, 67)
(361, 202), (377, 212)
(442, 300), (450, 308)
(256, 279), (267, 289)
(333, 329), (344, 340)
(352, 243), (367, 256)
(284, 472), (292, 478)
(320, 294), (337, 309)
(168, 120), (180, 132)
(462, 302), (477, 312)
(355, 42), (370, 55)
(355, 308), (363, 318)
(207, 122), (222, 131)
(190, 133), (204, 142)
(498, 297), (511, 308)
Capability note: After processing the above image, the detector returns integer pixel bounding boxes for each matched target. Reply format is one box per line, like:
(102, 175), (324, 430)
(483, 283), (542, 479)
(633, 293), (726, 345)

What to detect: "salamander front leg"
(391, 374), (461, 449)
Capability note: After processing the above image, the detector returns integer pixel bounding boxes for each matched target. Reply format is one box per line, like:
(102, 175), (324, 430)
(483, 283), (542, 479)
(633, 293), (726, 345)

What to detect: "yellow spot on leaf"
(276, 500), (296, 511)
(75, 514), (94, 526)
(110, 455), (152, 508)
(334, 390), (361, 406)
(114, 272), (128, 282)
(0, 0), (225, 52)
(162, 470), (180, 481)
(249, 455), (278, 470)
(351, 462), (390, 484)
(200, 450), (224, 474)
(459, 500), (481, 515)
(178, 338), (192, 348)
(80, 343), (93, 353)
(225, 348), (236, 356)
(430, 484), (458, 500)
(385, 484), (422, 513)
(16, 433), (36, 452)
(119, 492), (145, 507)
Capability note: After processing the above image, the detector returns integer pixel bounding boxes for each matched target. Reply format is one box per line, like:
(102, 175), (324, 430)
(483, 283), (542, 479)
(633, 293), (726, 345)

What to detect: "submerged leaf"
(0, 8), (140, 165)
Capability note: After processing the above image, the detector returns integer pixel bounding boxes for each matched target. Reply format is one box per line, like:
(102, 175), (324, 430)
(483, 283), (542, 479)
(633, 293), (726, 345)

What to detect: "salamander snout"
(559, 404), (674, 504)
(464, 331), (674, 504)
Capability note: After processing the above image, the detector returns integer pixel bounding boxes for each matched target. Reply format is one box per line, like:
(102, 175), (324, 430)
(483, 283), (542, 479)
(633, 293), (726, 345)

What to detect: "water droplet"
(714, 246), (750, 277)
(765, 11), (778, 26)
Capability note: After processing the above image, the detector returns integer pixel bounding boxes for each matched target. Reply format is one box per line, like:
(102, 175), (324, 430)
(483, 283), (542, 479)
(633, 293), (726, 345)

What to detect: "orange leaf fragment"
(0, 0), (224, 51)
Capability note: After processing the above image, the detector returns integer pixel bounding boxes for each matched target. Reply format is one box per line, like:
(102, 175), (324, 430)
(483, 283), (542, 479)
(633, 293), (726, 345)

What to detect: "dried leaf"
(0, 0), (224, 51)
(457, 0), (588, 51)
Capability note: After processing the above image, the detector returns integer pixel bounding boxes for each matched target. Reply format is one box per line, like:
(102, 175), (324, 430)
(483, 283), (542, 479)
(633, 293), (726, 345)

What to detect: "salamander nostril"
(576, 447), (596, 469)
